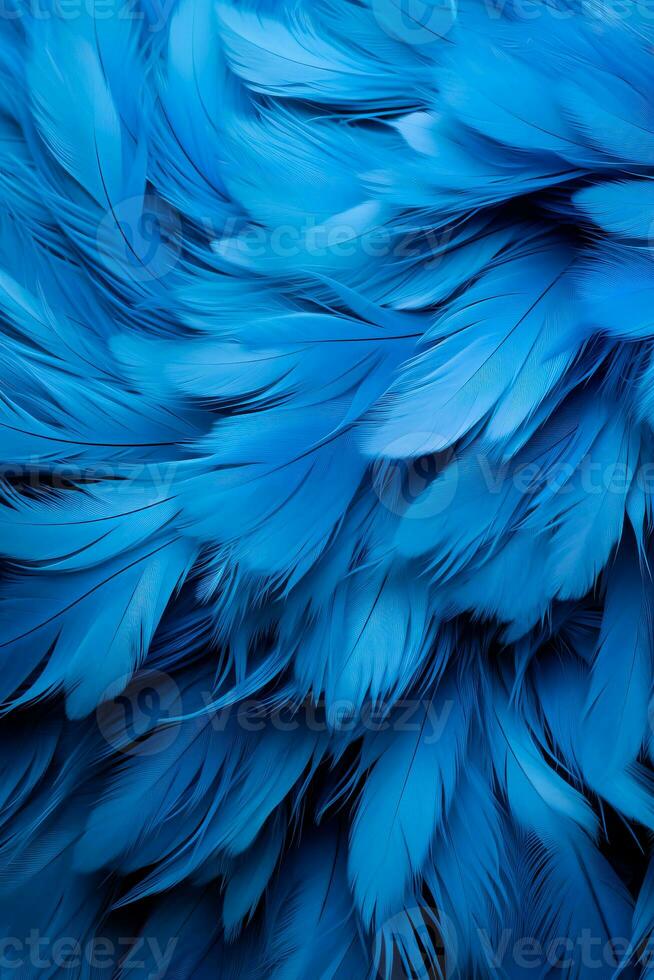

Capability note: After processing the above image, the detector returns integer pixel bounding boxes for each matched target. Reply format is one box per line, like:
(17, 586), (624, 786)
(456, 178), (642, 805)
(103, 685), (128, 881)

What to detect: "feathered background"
(1, 0), (654, 975)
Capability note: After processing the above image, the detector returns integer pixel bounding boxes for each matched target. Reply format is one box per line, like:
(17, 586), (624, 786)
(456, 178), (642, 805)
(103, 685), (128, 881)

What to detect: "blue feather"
(366, 235), (583, 456)
(0, 0), (653, 975)
(348, 672), (472, 926)
(575, 179), (654, 240)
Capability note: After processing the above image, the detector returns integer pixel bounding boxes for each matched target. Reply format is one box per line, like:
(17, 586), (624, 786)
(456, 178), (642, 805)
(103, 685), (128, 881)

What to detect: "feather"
(574, 179), (654, 241)
(216, 0), (425, 107)
(0, 0), (653, 975)
(424, 749), (515, 977)
(365, 235), (584, 456)
(222, 816), (285, 939)
(579, 534), (654, 828)
(293, 566), (436, 715)
(0, 486), (194, 716)
(579, 248), (654, 340)
(116, 885), (225, 980)
(348, 672), (472, 926)
(262, 830), (367, 980)
(75, 667), (327, 900)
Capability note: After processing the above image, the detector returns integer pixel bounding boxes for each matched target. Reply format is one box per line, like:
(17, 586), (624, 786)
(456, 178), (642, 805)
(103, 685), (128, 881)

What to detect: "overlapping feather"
(1, 0), (654, 977)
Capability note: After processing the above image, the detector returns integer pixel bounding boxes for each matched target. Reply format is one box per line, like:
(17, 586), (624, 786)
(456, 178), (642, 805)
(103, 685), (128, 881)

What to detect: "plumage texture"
(1, 0), (654, 976)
